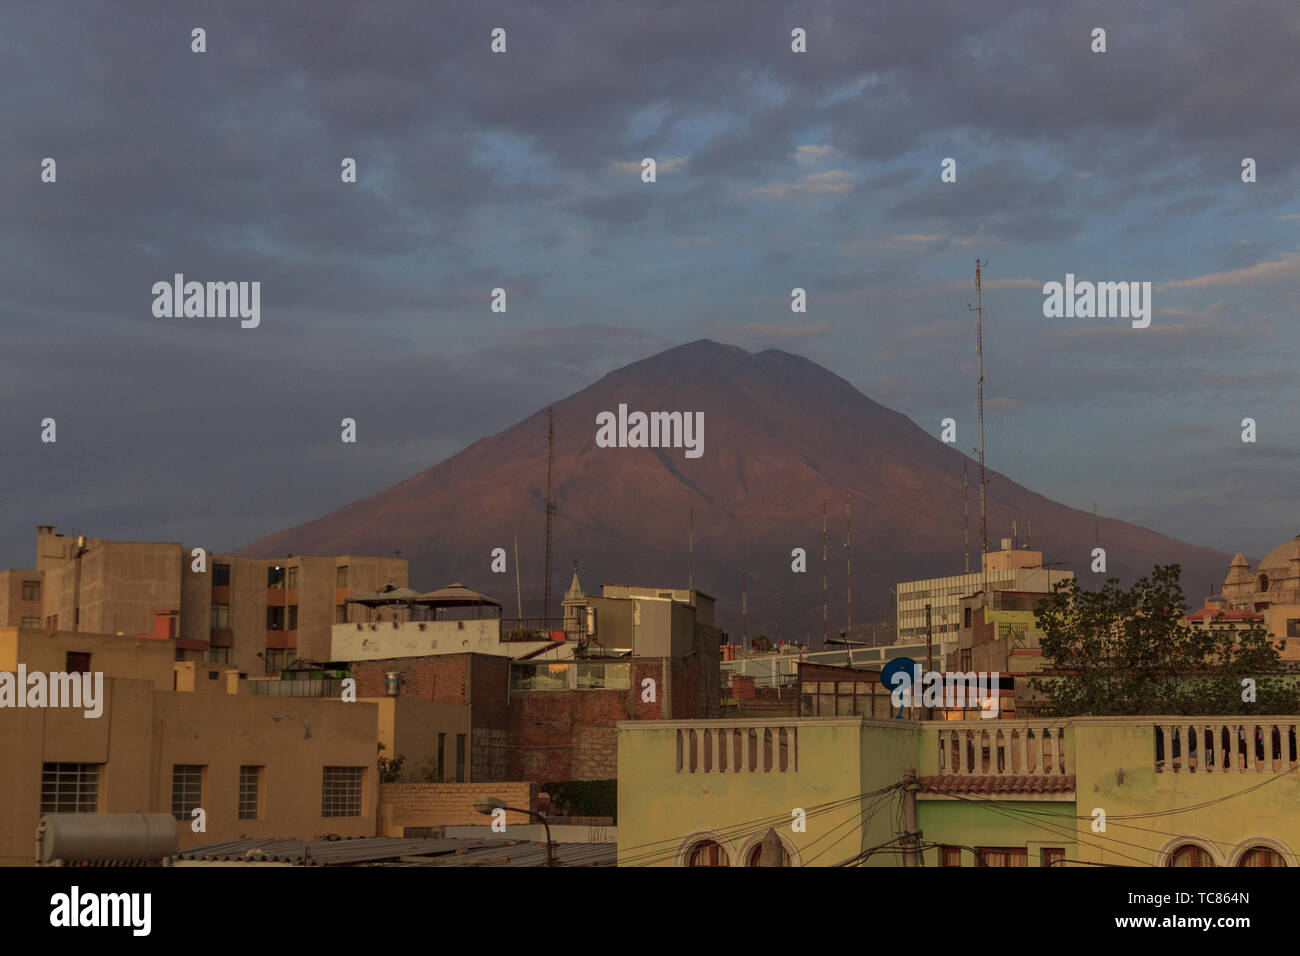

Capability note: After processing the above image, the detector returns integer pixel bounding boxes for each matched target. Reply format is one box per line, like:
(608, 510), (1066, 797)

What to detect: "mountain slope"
(237, 339), (1232, 642)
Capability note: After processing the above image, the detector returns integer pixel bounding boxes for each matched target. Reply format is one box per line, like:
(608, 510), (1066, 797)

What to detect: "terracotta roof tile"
(920, 774), (1075, 795)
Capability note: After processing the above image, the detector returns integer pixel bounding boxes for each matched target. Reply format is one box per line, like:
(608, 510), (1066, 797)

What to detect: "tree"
(377, 742), (406, 783)
(1031, 564), (1298, 716)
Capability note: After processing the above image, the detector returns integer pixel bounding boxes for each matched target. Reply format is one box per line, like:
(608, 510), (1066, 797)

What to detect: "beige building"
(0, 627), (379, 866)
(1219, 538), (1300, 659)
(7, 526), (407, 676)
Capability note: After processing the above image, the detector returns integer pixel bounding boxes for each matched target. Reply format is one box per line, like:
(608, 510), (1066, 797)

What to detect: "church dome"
(1256, 536), (1300, 572)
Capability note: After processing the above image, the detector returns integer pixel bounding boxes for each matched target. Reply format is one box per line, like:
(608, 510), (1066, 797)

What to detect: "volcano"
(236, 339), (1232, 644)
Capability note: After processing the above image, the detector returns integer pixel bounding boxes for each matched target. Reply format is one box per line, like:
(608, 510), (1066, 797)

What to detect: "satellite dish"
(880, 657), (917, 718)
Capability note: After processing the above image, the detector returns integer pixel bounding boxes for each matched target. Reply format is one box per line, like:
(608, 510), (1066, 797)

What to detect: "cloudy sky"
(2, 0), (1297, 572)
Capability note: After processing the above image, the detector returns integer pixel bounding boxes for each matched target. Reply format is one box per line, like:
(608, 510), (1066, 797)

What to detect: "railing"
(501, 618), (568, 641)
(247, 678), (345, 698)
(934, 722), (1071, 775)
(1153, 721), (1299, 773)
(675, 724), (798, 774)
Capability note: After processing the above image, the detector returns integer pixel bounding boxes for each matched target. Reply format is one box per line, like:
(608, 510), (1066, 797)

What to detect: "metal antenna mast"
(688, 502), (694, 591)
(963, 458), (970, 573)
(543, 408), (555, 620)
(822, 500), (829, 648)
(969, 260), (988, 591)
(845, 491), (852, 642)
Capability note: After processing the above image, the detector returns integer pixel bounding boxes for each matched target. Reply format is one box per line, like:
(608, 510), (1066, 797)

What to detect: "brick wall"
(378, 781), (537, 836)
(353, 655), (471, 703)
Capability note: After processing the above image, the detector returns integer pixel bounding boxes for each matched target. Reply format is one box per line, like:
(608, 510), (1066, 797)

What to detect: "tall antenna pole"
(742, 571), (749, 646)
(845, 491), (852, 641)
(970, 259), (988, 596)
(513, 535), (523, 619)
(688, 502), (694, 591)
(963, 458), (970, 573)
(822, 500), (828, 648)
(543, 408), (555, 620)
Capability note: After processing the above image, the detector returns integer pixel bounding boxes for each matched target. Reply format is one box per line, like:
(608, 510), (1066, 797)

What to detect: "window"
(1168, 844), (1215, 867)
(207, 670), (220, 680)
(210, 603), (230, 629)
(686, 840), (729, 867)
(208, 646), (231, 664)
(1239, 846), (1286, 867)
(65, 652), (91, 674)
(267, 606), (285, 630)
(21, 616), (40, 628)
(1042, 848), (1066, 868)
(941, 846), (963, 867)
(267, 566), (285, 589)
(212, 564), (230, 587)
(976, 847), (1028, 867)
(334, 603), (347, 624)
(437, 733), (446, 783)
(1259, 574), (1269, 593)
(286, 566), (299, 589)
(21, 580), (41, 601)
(745, 842), (791, 866)
(264, 648), (293, 674)
(336, 566), (349, 588)
(322, 767), (364, 817)
(455, 734), (466, 783)
(288, 605), (298, 630)
(964, 607), (972, 628)
(239, 766), (262, 820)
(960, 649), (972, 671)
(41, 763), (99, 813)
(171, 765), (204, 821)
(1287, 620), (1300, 639)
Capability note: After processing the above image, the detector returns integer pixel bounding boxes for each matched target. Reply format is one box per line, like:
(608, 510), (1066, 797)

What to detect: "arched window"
(746, 842), (791, 867)
(686, 839), (730, 867)
(1239, 846), (1286, 867)
(1167, 844), (1214, 867)
(1259, 574), (1270, 593)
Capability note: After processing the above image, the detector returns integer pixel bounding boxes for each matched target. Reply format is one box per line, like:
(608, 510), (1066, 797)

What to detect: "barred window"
(172, 765), (204, 820)
(41, 763), (99, 814)
(211, 603), (230, 629)
(239, 766), (262, 820)
(322, 766), (363, 817)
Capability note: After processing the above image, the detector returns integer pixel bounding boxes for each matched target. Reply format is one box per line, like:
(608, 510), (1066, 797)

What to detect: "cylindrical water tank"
(36, 813), (178, 864)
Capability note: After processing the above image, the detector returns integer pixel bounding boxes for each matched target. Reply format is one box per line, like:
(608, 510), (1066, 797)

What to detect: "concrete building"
(1221, 538), (1300, 659)
(895, 538), (1072, 657)
(0, 626), (380, 866)
(7, 525), (407, 677)
(341, 570), (722, 786)
(618, 713), (1300, 867)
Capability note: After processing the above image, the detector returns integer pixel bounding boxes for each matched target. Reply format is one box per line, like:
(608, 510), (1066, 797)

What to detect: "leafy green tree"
(1031, 564), (1298, 716)
(377, 742), (406, 783)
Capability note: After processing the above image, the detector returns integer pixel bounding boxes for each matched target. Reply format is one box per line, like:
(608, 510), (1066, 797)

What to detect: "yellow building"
(0, 627), (379, 866)
(618, 714), (1300, 867)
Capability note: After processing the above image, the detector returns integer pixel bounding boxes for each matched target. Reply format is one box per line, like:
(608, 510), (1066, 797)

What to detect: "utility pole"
(902, 764), (921, 867)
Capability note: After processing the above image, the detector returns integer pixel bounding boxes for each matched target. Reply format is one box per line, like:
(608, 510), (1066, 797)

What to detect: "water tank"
(36, 813), (178, 864)
(385, 671), (402, 696)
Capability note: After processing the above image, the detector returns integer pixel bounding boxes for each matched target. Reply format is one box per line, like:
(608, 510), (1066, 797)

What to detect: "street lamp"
(473, 794), (558, 866)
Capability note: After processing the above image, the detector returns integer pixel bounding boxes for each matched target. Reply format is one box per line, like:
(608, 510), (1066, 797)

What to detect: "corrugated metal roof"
(174, 835), (615, 866)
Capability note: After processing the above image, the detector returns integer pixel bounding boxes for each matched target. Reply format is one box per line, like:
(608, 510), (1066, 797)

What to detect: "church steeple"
(564, 562), (584, 603)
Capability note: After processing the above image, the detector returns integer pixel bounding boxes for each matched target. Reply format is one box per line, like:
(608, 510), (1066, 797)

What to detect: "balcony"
(1153, 719), (1299, 774)
(930, 720), (1072, 777)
